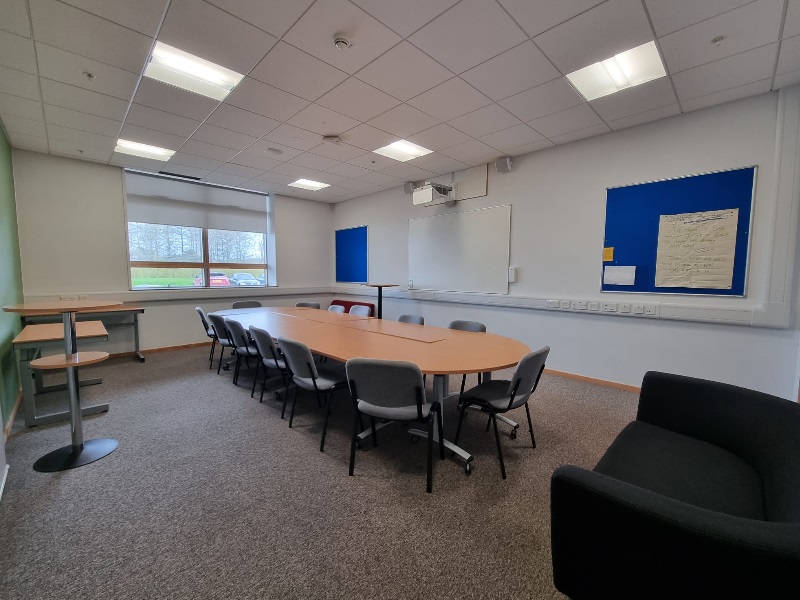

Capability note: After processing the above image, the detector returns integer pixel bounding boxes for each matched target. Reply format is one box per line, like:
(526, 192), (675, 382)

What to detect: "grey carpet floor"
(0, 347), (638, 599)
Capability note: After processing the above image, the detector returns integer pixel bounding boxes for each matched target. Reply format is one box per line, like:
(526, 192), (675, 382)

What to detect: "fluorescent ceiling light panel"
(566, 41), (667, 101)
(115, 139), (175, 161)
(372, 140), (433, 162)
(288, 179), (330, 191)
(144, 41), (244, 101)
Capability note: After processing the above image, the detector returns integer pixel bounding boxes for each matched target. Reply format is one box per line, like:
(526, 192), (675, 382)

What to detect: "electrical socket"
(644, 304), (657, 316)
(632, 304), (644, 314)
(619, 303), (631, 313)
(571, 301), (581, 310)
(546, 300), (559, 308)
(59, 295), (78, 301)
(578, 301), (588, 310)
(78, 295), (88, 300)
(559, 300), (570, 309)
(601, 302), (617, 312)
(588, 302), (600, 311)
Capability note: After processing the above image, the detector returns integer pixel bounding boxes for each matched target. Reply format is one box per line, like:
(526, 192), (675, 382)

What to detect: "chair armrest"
(551, 465), (800, 599)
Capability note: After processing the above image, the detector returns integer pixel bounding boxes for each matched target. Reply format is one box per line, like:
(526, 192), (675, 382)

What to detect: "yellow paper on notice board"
(603, 247), (614, 261)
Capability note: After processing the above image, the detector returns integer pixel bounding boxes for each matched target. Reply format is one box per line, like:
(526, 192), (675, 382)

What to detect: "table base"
(33, 438), (118, 472)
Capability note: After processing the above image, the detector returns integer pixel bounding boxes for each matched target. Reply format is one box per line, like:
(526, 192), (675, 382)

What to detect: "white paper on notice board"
(604, 266), (636, 285)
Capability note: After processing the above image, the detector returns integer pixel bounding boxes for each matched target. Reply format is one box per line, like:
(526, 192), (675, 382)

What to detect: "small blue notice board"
(336, 226), (368, 283)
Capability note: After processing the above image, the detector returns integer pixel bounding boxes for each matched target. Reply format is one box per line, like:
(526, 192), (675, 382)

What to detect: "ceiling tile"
(289, 152), (341, 171)
(1, 115), (45, 137)
(190, 123), (257, 150)
(287, 103), (360, 137)
(380, 162), (437, 181)
(407, 123), (472, 150)
(249, 42), (348, 102)
(339, 123), (397, 151)
(774, 69), (800, 89)
(334, 178), (376, 190)
(461, 41), (561, 102)
(261, 123), (321, 151)
(659, 0), (784, 74)
(346, 152), (397, 171)
(49, 139), (112, 162)
(550, 122), (611, 145)
(205, 104), (280, 138)
(645, 0), (754, 37)
(407, 77), (491, 121)
(499, 78), (585, 122)
(527, 104), (602, 138)
(0, 93), (43, 121)
(45, 104), (121, 137)
(608, 103), (681, 130)
(1, 0), (32, 37)
(126, 104), (201, 138)
(0, 30), (37, 74)
(35, 43), (139, 101)
(318, 78), (400, 122)
(60, 0), (168, 36)
(159, 0), (277, 74)
(352, 169), (404, 185)
(41, 79), (129, 120)
(533, 0), (652, 74)
(205, 0), (316, 38)
(270, 162), (330, 180)
(110, 153), (167, 171)
(368, 104), (438, 137)
(0, 65), (40, 100)
(439, 138), (499, 162)
(47, 123), (116, 150)
(283, 0), (402, 75)
(672, 43), (777, 101)
(168, 152), (224, 170)
(179, 139), (239, 161)
(409, 0), (527, 74)
(6, 132), (48, 152)
(355, 41), (453, 102)
(504, 139), (555, 156)
(133, 78), (220, 121)
(214, 162), (264, 178)
(120, 123), (187, 150)
(245, 139), (304, 161)
(589, 77), (678, 122)
(201, 172), (249, 187)
(777, 35), (800, 75)
(225, 77), (309, 121)
(479, 124), (545, 151)
(497, 0), (605, 37)
(161, 163), (211, 178)
(405, 152), (470, 175)
(785, 0), (800, 38)
(228, 152), (283, 171)
(350, 0), (459, 37)
(681, 78), (772, 112)
(307, 141), (366, 161)
(325, 162), (375, 179)
(448, 104), (521, 138)
(30, 0), (152, 73)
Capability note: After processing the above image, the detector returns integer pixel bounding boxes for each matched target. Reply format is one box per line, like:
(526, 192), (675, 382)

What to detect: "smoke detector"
(333, 35), (351, 50)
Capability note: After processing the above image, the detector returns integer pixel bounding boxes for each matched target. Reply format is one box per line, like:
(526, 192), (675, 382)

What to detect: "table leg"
(134, 312), (145, 362)
(377, 286), (383, 319)
(409, 374), (473, 465)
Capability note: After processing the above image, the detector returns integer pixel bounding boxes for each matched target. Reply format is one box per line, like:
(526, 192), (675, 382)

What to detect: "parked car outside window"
(193, 272), (231, 287)
(230, 273), (261, 286)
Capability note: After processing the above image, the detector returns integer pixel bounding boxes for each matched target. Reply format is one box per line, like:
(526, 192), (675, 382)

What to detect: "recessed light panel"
(144, 41), (244, 101)
(115, 139), (175, 161)
(566, 41), (666, 102)
(288, 179), (330, 191)
(372, 140), (433, 162)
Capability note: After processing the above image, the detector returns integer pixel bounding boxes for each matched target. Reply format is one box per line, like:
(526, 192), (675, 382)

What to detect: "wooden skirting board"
(3, 391), (23, 440)
(544, 368), (641, 393)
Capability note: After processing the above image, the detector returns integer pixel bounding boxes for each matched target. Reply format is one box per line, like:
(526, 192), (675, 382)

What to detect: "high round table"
(3, 300), (122, 472)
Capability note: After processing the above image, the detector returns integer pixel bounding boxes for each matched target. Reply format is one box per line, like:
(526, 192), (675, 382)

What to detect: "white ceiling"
(1, 0), (798, 202)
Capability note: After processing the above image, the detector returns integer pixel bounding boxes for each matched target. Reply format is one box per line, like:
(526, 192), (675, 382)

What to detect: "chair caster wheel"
(410, 435), (420, 444)
(511, 428), (518, 440)
(465, 462), (472, 476)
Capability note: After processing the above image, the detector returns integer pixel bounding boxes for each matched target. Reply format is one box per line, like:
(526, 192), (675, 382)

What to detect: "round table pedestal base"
(33, 438), (119, 472)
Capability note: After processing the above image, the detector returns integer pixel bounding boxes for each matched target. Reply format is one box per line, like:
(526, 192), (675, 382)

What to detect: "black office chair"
(296, 302), (320, 309)
(327, 305), (345, 313)
(224, 318), (259, 387)
(248, 325), (289, 404)
(398, 314), (424, 325)
(207, 313), (236, 374)
(349, 305), (371, 316)
(194, 306), (217, 368)
(448, 320), (487, 394)
(232, 300), (261, 309)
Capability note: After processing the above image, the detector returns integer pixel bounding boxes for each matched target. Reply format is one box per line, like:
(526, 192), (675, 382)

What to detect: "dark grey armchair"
(550, 371), (800, 599)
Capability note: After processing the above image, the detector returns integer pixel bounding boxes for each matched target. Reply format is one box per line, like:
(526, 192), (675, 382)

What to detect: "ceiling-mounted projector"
(412, 182), (452, 205)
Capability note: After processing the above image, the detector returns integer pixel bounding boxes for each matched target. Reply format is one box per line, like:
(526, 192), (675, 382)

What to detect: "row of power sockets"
(59, 295), (89, 301)
(545, 299), (658, 316)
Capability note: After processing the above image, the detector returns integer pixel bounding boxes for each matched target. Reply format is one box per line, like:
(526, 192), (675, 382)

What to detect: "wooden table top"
(213, 307), (529, 376)
(13, 321), (108, 345)
(3, 300), (123, 315)
(30, 351), (110, 370)
(363, 283), (399, 288)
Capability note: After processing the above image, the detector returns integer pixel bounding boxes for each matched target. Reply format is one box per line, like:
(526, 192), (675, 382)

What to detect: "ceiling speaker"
(495, 157), (513, 174)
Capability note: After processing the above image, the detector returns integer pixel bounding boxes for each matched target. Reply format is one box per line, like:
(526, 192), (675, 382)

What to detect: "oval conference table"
(211, 306), (530, 466)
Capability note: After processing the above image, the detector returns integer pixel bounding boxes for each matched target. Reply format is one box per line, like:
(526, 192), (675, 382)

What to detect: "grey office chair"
(207, 313), (236, 374)
(455, 346), (550, 479)
(346, 358), (444, 493)
(349, 305), (371, 316)
(448, 320), (487, 394)
(232, 300), (262, 309)
(398, 314), (424, 325)
(328, 304), (345, 313)
(296, 302), (321, 309)
(224, 318), (259, 387)
(249, 326), (289, 404)
(278, 337), (348, 452)
(195, 306), (217, 368)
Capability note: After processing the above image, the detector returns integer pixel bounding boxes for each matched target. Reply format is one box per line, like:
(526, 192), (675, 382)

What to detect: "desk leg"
(134, 313), (145, 362)
(377, 286), (383, 319)
(32, 311), (118, 472)
(409, 374), (473, 466)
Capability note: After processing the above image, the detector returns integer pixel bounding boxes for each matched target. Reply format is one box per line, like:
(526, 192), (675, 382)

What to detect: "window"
(125, 172), (271, 290)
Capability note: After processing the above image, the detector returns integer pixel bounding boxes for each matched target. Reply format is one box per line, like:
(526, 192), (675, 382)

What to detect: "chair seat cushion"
(594, 421), (765, 520)
(262, 357), (286, 370)
(460, 380), (515, 411)
(236, 345), (259, 357)
(293, 365), (346, 391)
(357, 399), (431, 421)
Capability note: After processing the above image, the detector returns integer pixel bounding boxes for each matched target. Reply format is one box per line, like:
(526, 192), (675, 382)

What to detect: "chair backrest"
(195, 306), (212, 334)
(232, 300), (262, 309)
(506, 346), (550, 408)
(224, 318), (252, 350)
(207, 313), (231, 342)
(448, 319), (486, 333)
(249, 326), (281, 363)
(349, 305), (371, 316)
(277, 337), (319, 380)
(296, 302), (321, 309)
(346, 358), (426, 418)
(398, 314), (424, 325)
(328, 304), (345, 313)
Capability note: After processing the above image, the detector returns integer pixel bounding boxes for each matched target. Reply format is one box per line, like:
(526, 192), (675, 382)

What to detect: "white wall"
(332, 91), (800, 399)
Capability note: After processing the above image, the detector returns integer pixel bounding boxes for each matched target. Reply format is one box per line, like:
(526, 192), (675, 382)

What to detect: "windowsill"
(24, 286), (335, 304)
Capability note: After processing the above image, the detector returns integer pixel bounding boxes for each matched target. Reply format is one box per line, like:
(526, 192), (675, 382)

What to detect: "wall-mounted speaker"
(495, 157), (513, 174)
(403, 181), (415, 194)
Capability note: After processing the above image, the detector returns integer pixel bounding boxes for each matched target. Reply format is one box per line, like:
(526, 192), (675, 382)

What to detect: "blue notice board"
(336, 226), (368, 283)
(602, 167), (756, 296)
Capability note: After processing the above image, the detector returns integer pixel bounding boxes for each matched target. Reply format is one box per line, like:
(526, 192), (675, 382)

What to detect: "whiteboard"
(408, 205), (511, 294)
